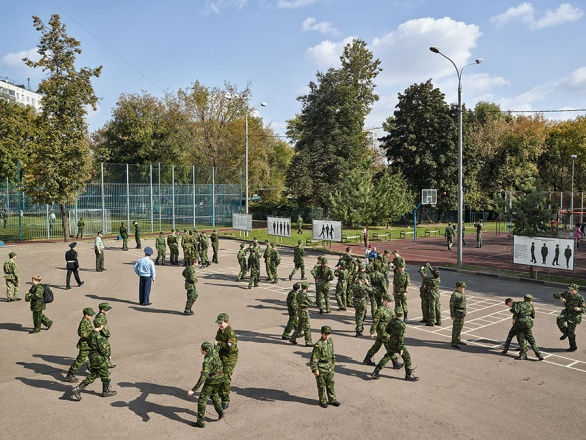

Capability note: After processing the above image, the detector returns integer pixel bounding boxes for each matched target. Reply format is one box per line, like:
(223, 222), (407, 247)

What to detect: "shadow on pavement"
(232, 386), (316, 406)
(0, 322), (29, 332)
(128, 306), (184, 316)
(85, 294), (137, 305)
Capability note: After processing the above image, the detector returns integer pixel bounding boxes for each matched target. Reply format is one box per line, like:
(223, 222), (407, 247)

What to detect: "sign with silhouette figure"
(232, 213), (252, 231)
(267, 216), (291, 237)
(312, 220), (342, 242)
(513, 235), (575, 271)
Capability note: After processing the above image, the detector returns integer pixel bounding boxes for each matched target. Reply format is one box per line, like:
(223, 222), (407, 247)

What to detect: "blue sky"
(1, 0), (585, 140)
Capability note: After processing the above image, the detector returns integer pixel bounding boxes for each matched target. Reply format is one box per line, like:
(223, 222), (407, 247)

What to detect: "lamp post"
(430, 47), (483, 269)
(245, 102), (267, 214)
(571, 154), (577, 227)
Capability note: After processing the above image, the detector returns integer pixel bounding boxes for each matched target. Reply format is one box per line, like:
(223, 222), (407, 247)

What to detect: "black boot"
(101, 381), (117, 397)
(161, 258), (165, 266)
(64, 373), (78, 383)
(363, 355), (376, 366)
(392, 357), (404, 370)
(403, 313), (408, 323)
(371, 366), (381, 379)
(405, 368), (419, 381)
(71, 382), (88, 401)
(567, 336), (577, 351)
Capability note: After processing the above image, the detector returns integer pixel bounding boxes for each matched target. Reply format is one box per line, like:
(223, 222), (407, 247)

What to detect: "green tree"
(511, 178), (552, 236)
(0, 100), (38, 182)
(375, 168), (415, 227)
(23, 15), (101, 241)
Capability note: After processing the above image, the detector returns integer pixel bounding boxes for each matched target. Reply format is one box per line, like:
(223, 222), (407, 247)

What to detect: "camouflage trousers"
(6, 279), (19, 299)
(556, 311), (579, 348)
(265, 261), (273, 280)
(32, 311), (52, 333)
(378, 341), (412, 370)
(220, 361), (237, 404)
(476, 234), (482, 247)
(446, 236), (453, 250)
(420, 291), (429, 322)
(82, 359), (110, 386)
(184, 289), (198, 313)
(212, 245), (219, 263)
(248, 265), (260, 288)
(353, 297), (368, 333)
(182, 247), (191, 264)
(290, 310), (312, 344)
(335, 281), (348, 309)
(428, 295), (441, 325)
(282, 313), (298, 339)
(315, 365), (336, 404)
(121, 236), (128, 250)
(517, 322), (541, 357)
(156, 248), (166, 262)
(290, 261), (305, 279)
(393, 292), (408, 314)
(451, 315), (465, 343)
(135, 236), (141, 248)
(366, 335), (385, 359)
(269, 263), (278, 282)
(200, 249), (209, 265)
(316, 283), (331, 312)
(68, 348), (90, 376)
(197, 381), (223, 425)
(369, 291), (379, 318)
(237, 260), (247, 280)
(169, 245), (179, 264)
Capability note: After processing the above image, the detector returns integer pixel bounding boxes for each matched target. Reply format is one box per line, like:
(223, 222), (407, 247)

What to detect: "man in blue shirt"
(134, 247), (156, 305)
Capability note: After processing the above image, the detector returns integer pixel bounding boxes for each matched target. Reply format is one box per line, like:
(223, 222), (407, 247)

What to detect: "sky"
(1, 0), (586, 141)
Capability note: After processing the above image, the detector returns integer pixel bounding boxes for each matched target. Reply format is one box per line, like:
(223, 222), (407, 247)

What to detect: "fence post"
(158, 163), (161, 230)
(126, 164), (130, 231)
(18, 160), (22, 242)
(172, 165), (176, 230)
(239, 168), (243, 214)
(212, 167), (216, 228)
(101, 162), (106, 233)
(150, 164), (154, 233)
(192, 166), (196, 228)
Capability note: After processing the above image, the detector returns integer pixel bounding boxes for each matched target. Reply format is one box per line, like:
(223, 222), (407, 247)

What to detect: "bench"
(372, 232), (391, 241)
(306, 238), (321, 246)
(424, 229), (440, 237)
(400, 230), (414, 239)
(342, 234), (361, 243)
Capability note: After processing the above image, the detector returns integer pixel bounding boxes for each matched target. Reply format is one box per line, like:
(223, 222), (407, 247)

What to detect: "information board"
(232, 213), (252, 231)
(513, 235), (575, 271)
(267, 216), (291, 237)
(312, 220), (342, 242)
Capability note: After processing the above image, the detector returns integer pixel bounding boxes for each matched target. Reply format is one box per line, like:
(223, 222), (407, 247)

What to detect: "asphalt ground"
(0, 235), (585, 440)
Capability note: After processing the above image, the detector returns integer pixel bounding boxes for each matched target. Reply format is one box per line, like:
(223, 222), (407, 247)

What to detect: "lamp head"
(571, 154), (578, 159)
(260, 102), (268, 107)
(429, 47), (440, 54)
(475, 58), (484, 64)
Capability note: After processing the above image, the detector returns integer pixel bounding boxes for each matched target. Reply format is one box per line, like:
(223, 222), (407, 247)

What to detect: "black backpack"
(42, 284), (54, 303)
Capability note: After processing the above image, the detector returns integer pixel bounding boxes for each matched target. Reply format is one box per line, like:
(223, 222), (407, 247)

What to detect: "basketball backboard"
(421, 189), (437, 206)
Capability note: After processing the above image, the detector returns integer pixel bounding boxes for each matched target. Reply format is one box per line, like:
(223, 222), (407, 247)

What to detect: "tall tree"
(23, 14), (101, 241)
(0, 100), (37, 182)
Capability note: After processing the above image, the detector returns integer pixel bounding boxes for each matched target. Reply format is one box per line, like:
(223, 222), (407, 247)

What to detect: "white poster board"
(267, 216), (291, 237)
(312, 220), (342, 242)
(232, 213), (252, 231)
(513, 235), (575, 271)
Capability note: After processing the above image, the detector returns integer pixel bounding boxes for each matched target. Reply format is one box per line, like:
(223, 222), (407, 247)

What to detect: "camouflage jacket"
(25, 284), (45, 312)
(553, 291), (586, 321)
(167, 233), (178, 247)
(210, 232), (219, 245)
(155, 236), (166, 250)
(313, 265), (334, 285)
(286, 289), (298, 315)
(120, 225), (128, 238)
(270, 249), (281, 266)
(296, 289), (313, 310)
(3, 259), (18, 281)
(334, 267), (349, 284)
(182, 265), (198, 291)
(370, 304), (392, 336)
(351, 272), (373, 299)
(293, 245), (305, 263)
(215, 325), (238, 365)
(88, 329), (111, 368)
(310, 337), (335, 372)
(237, 249), (247, 264)
(450, 291), (467, 318)
(192, 349), (224, 391)
(386, 316), (406, 345)
(393, 271), (410, 293)
(94, 312), (110, 338)
(76, 318), (94, 350)
(513, 301), (535, 328)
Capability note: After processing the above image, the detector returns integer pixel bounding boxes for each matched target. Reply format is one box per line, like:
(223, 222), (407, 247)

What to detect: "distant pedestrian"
(134, 247), (156, 305)
(450, 281), (467, 349)
(94, 231), (105, 272)
(65, 242), (84, 289)
(573, 224), (581, 248)
(25, 275), (52, 334)
(473, 219), (483, 248)
(182, 258), (198, 316)
(3, 251), (20, 301)
(76, 217), (85, 238)
(120, 222), (129, 251)
(133, 221), (141, 249)
(445, 222), (455, 250)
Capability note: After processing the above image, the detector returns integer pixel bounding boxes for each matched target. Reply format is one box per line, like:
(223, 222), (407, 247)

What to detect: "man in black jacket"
(65, 242), (84, 290)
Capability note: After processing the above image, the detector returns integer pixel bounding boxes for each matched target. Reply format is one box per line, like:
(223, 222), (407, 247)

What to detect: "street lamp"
(245, 102), (267, 214)
(430, 46), (483, 269)
(571, 154), (577, 227)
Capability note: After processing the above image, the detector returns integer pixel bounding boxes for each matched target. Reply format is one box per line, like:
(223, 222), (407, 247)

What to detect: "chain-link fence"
(0, 163), (242, 242)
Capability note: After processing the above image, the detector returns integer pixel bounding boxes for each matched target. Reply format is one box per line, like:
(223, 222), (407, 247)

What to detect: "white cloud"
(277, 0), (317, 8)
(305, 36), (355, 69)
(1, 48), (42, 78)
(206, 0), (247, 13)
(491, 2), (583, 29)
(567, 67), (586, 89)
(301, 17), (338, 35)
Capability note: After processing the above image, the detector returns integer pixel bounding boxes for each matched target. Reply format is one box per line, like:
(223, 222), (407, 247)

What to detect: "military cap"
(213, 229), (217, 232)
(321, 325), (331, 334)
(392, 250), (399, 254)
(395, 260), (405, 268)
(240, 243), (246, 248)
(301, 281), (310, 289)
(456, 281), (467, 288)
(144, 246), (154, 256)
(298, 240), (302, 244)
(69, 242), (77, 248)
(215, 313), (229, 323)
(321, 257), (328, 264)
(524, 294), (533, 301)
(359, 261), (366, 269)
(317, 256), (324, 261)
(338, 260), (346, 266)
(383, 250), (390, 254)
(97, 230), (103, 235)
(568, 283), (580, 291)
(394, 307), (404, 316)
(159, 231), (164, 235)
(201, 341), (213, 352)
(83, 307), (96, 316)
(98, 302), (112, 311)
(383, 294), (393, 302)
(8, 252), (16, 258)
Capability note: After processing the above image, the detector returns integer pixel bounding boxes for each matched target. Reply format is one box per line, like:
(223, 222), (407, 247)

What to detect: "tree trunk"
(529, 265), (536, 279)
(60, 202), (69, 242)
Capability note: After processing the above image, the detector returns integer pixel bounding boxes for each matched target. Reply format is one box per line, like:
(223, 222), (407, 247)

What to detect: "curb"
(439, 266), (570, 289)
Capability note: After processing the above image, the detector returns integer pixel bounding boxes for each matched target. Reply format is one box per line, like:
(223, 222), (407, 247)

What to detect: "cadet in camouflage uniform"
(76, 217), (85, 238)
(187, 342), (225, 428)
(393, 262), (410, 322)
(210, 229), (219, 263)
(65, 307), (96, 382)
(167, 229), (179, 265)
(192, 229), (201, 264)
(339, 248), (356, 304)
(25, 275), (52, 333)
(418, 264), (431, 324)
(425, 265), (441, 326)
(181, 230), (191, 266)
(297, 215), (303, 234)
(474, 219), (483, 248)
(289, 281), (313, 346)
(310, 325), (341, 408)
(369, 259), (386, 319)
(155, 231), (167, 265)
(445, 222), (455, 251)
(4, 251), (20, 301)
(182, 258), (198, 316)
(199, 232), (210, 267)
(502, 296), (543, 360)
(553, 283), (586, 351)
(391, 250), (405, 274)
(247, 242), (261, 289)
(263, 240), (273, 281)
(133, 221), (141, 249)
(371, 308), (419, 381)
(71, 320), (117, 401)
(363, 294), (393, 366)
(94, 303), (114, 367)
(351, 263), (373, 337)
(450, 281), (467, 349)
(282, 283), (300, 339)
(215, 313), (238, 409)
(311, 257), (334, 314)
(236, 243), (248, 281)
(334, 260), (349, 310)
(270, 243), (281, 283)
(289, 240), (306, 281)
(120, 222), (129, 251)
